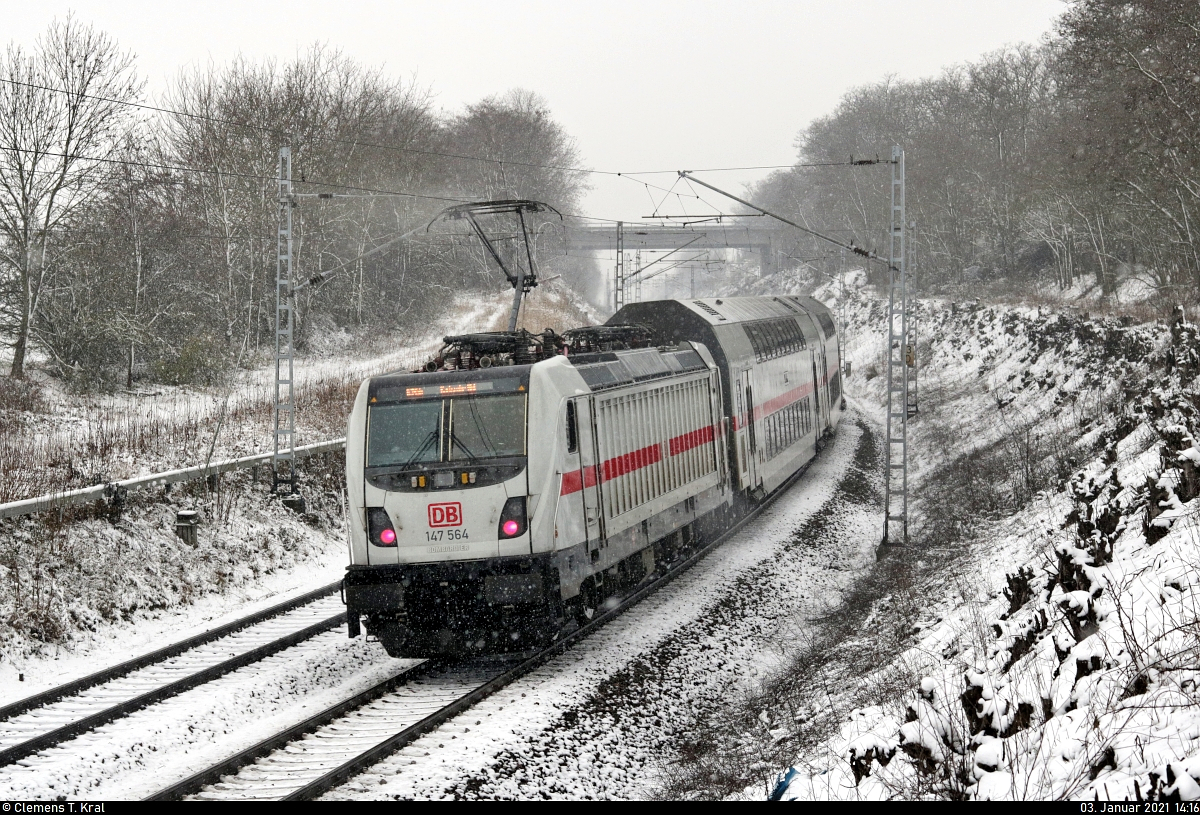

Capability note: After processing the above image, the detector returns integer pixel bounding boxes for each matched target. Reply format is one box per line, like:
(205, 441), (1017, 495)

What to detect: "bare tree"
(445, 89), (590, 211)
(0, 16), (141, 378)
(1054, 0), (1200, 298)
(163, 46), (442, 352)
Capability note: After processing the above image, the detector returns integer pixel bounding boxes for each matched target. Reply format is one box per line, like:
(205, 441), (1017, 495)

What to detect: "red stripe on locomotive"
(560, 424), (720, 495)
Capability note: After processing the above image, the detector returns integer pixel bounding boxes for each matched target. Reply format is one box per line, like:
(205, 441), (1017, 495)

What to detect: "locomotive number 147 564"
(425, 529), (470, 541)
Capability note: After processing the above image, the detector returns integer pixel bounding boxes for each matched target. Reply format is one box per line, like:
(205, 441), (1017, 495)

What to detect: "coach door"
(574, 396), (604, 552)
(811, 352), (824, 434)
(743, 370), (759, 489)
(819, 347), (831, 429)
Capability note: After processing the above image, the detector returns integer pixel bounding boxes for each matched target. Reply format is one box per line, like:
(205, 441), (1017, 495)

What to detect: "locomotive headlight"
(498, 497), (527, 540)
(368, 507), (398, 547)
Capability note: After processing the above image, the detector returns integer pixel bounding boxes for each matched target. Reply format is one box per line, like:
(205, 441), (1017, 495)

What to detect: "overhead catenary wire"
(635, 254), (712, 284)
(679, 171), (896, 271)
(679, 176), (728, 218)
(628, 174), (704, 202)
(290, 223), (432, 293)
(646, 175), (681, 218)
(624, 237), (703, 283)
(0, 78), (896, 263)
(0, 76), (868, 182)
(0, 143), (471, 204)
(1, 150), (640, 230)
(0, 77), (604, 177)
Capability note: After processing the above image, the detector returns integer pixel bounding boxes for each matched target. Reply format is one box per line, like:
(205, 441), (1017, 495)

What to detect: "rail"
(0, 580), (342, 723)
(0, 438), (346, 520)
(0, 613), (344, 768)
(149, 434), (827, 801)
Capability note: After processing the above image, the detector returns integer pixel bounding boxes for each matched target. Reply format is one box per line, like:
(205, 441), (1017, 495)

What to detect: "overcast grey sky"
(6, 0), (1065, 221)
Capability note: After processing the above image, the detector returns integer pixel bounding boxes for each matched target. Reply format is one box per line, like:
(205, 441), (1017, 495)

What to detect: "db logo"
(427, 502), (463, 528)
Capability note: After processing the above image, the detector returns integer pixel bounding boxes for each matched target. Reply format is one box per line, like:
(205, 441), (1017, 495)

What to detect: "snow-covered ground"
(767, 288), (1200, 801)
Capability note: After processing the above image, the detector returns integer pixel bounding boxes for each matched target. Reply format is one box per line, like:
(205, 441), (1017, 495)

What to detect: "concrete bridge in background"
(561, 222), (785, 277)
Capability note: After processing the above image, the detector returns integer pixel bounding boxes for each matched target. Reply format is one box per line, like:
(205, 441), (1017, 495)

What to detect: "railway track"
(148, 458), (817, 802)
(0, 581), (342, 768)
(0, 439), (827, 799)
(158, 662), (488, 800)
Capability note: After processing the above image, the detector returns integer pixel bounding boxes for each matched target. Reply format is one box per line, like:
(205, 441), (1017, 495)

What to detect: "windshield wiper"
(451, 433), (478, 459)
(403, 430), (439, 467)
(451, 401), (499, 459)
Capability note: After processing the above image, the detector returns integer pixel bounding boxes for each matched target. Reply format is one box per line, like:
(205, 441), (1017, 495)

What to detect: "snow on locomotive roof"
(677, 295), (832, 327)
(569, 346), (708, 391)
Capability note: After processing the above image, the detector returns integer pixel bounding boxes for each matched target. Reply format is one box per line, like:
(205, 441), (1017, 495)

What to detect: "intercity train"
(341, 295), (843, 657)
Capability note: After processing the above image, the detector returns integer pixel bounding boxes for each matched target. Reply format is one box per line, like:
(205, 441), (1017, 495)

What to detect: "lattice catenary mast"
(272, 146), (298, 497)
(882, 145), (909, 545)
(614, 221), (625, 312)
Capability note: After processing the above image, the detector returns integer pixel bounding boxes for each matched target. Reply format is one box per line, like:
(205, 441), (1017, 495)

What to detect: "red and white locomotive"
(342, 296), (843, 657)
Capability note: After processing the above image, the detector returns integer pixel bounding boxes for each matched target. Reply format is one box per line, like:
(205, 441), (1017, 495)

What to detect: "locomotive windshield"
(366, 394), (527, 468)
(449, 394), (526, 460)
(367, 400), (443, 467)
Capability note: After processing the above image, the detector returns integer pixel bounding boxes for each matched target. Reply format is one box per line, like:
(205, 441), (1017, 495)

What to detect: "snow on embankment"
(776, 296), (1200, 801)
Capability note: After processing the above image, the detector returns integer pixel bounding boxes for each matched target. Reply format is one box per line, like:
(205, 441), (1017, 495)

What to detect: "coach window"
(758, 324), (771, 358)
(765, 321), (784, 357)
(782, 320), (801, 353)
(749, 324), (768, 361)
(566, 400), (578, 453)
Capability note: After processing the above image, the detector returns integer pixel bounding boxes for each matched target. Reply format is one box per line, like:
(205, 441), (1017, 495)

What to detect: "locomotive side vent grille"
(692, 301), (727, 320)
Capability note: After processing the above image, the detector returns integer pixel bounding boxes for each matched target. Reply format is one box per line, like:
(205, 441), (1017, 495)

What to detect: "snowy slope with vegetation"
(760, 288), (1200, 801)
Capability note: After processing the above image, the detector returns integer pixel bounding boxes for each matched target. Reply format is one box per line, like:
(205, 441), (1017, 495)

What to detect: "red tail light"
(368, 507), (397, 547)
(498, 497), (527, 539)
